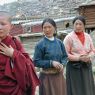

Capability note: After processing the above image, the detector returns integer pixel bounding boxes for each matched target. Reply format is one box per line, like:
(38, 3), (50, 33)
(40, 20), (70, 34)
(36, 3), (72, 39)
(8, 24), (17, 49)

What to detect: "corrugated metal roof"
(80, 1), (95, 7)
(11, 20), (32, 24)
(22, 16), (75, 26)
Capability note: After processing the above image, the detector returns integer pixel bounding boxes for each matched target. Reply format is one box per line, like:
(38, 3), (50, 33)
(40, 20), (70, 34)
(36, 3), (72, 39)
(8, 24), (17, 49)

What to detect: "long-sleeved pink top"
(64, 31), (95, 61)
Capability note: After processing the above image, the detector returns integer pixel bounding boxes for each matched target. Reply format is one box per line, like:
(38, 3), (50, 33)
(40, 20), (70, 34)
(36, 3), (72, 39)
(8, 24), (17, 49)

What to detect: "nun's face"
(74, 19), (85, 32)
(42, 22), (55, 38)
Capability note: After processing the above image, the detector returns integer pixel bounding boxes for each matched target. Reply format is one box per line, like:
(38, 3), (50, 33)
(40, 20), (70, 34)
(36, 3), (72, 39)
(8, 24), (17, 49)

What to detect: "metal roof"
(21, 16), (75, 26)
(79, 1), (95, 7)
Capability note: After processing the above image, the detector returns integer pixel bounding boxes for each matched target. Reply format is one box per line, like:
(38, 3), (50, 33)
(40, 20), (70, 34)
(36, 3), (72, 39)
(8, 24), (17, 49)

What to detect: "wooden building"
(9, 17), (75, 36)
(78, 1), (95, 33)
(22, 17), (75, 33)
(22, 21), (43, 33)
(10, 24), (24, 36)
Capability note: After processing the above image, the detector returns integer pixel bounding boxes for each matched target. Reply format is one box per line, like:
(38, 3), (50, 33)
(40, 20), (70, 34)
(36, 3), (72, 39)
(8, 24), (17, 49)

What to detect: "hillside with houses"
(0, 0), (93, 19)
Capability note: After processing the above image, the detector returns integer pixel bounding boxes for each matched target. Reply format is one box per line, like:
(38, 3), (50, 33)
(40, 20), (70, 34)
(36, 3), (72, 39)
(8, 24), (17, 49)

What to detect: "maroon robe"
(0, 35), (39, 95)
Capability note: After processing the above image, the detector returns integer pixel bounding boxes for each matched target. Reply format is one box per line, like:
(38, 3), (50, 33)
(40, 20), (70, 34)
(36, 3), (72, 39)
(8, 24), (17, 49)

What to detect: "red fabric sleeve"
(5, 38), (40, 95)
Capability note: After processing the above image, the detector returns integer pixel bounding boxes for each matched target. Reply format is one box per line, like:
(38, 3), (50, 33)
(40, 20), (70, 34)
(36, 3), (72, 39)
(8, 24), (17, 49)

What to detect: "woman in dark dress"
(33, 18), (68, 95)
(64, 16), (95, 95)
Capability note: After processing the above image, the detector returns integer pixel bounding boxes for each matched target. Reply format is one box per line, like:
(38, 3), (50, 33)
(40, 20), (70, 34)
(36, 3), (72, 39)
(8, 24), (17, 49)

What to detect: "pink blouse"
(64, 31), (95, 61)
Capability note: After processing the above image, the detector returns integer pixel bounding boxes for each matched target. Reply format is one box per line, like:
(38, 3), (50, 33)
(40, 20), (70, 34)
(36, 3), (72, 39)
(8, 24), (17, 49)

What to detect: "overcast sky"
(0, 0), (17, 5)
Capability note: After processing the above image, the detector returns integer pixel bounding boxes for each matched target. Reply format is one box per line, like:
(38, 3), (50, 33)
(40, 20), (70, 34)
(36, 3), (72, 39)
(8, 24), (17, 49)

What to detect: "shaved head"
(0, 11), (12, 22)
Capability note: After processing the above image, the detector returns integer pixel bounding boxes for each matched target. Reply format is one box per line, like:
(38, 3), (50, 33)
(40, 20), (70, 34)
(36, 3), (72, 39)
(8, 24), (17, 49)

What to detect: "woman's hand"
(0, 42), (14, 58)
(79, 55), (91, 63)
(52, 61), (63, 72)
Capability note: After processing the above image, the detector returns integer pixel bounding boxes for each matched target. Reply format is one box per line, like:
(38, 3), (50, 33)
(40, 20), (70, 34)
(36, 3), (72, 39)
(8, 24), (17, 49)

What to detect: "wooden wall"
(79, 5), (95, 29)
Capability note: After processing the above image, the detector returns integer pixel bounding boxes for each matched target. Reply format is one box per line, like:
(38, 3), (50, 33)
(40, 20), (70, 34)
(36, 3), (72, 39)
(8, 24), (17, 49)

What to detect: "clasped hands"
(52, 61), (63, 72)
(79, 54), (91, 63)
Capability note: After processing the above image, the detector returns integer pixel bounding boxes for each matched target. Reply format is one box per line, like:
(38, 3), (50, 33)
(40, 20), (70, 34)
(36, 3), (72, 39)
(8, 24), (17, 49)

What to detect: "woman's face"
(74, 19), (85, 32)
(0, 16), (11, 40)
(43, 22), (55, 38)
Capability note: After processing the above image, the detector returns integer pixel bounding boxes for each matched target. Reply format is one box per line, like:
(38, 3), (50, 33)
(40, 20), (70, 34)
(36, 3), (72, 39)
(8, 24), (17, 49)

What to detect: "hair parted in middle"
(42, 18), (57, 36)
(73, 15), (86, 26)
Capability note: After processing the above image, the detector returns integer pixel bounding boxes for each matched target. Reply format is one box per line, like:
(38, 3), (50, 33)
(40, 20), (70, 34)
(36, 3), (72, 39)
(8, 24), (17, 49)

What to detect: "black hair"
(66, 23), (70, 28)
(73, 16), (86, 26)
(42, 18), (57, 36)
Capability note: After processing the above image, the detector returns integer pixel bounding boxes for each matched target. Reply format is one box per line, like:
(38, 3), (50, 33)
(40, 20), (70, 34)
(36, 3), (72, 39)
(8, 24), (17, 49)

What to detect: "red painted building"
(10, 17), (74, 36)
(31, 24), (42, 33)
(22, 17), (74, 33)
(10, 24), (24, 36)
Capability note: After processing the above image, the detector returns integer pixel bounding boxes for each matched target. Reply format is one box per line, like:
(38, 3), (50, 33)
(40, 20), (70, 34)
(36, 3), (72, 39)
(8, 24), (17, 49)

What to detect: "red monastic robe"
(0, 35), (39, 95)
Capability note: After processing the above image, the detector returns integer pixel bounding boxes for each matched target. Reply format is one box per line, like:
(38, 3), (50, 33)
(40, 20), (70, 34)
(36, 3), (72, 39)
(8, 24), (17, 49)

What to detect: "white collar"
(45, 36), (54, 41)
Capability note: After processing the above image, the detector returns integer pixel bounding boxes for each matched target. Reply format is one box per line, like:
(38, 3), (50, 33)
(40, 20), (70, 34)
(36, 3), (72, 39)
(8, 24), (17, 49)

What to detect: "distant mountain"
(0, 0), (91, 19)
